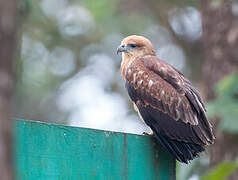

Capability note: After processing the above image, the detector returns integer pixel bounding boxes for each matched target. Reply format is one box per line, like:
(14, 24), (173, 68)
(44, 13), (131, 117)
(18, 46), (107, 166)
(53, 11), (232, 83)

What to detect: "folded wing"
(124, 56), (215, 163)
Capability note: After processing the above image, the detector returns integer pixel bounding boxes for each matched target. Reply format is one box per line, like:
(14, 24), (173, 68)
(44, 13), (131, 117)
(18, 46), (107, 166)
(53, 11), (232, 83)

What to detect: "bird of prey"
(117, 35), (215, 163)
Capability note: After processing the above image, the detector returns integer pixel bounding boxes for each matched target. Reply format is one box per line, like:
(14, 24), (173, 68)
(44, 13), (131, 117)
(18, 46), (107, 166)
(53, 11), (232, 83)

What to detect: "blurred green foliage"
(207, 73), (238, 133)
(201, 160), (238, 180)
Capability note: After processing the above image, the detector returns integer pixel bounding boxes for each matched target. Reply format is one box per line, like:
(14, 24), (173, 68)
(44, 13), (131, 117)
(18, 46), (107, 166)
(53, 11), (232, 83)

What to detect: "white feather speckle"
(148, 80), (153, 88)
(161, 90), (165, 96)
(138, 79), (143, 86)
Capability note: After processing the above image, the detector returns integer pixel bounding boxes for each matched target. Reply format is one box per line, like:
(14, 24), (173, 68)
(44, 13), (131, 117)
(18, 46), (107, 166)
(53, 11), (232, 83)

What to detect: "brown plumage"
(117, 35), (215, 163)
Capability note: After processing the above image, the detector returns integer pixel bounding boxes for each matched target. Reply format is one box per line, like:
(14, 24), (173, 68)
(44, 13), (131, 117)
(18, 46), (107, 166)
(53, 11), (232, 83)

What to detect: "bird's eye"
(128, 43), (137, 48)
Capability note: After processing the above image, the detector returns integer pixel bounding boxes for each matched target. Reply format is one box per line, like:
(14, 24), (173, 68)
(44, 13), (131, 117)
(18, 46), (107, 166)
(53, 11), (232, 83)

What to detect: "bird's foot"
(142, 131), (154, 136)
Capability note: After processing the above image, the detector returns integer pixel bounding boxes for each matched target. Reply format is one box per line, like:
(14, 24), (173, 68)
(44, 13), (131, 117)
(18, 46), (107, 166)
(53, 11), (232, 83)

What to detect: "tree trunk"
(0, 0), (18, 179)
(201, 0), (238, 179)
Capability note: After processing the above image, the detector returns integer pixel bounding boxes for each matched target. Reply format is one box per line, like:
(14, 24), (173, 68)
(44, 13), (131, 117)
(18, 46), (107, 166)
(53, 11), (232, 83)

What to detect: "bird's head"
(117, 35), (156, 59)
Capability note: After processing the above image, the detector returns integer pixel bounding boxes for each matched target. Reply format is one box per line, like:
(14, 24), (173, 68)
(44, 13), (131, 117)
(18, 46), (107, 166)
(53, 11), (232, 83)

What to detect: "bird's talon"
(142, 132), (154, 136)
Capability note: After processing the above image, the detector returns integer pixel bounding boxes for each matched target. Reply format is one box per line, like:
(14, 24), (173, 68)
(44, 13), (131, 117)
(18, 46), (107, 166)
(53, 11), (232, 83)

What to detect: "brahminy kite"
(117, 35), (215, 163)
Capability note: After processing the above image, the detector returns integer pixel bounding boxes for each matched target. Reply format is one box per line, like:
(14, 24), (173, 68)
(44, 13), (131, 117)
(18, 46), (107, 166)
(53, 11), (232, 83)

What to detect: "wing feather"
(141, 56), (215, 142)
(125, 56), (215, 146)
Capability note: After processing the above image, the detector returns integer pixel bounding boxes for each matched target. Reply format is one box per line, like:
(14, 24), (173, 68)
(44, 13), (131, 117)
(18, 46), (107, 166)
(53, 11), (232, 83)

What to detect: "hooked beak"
(117, 44), (127, 55)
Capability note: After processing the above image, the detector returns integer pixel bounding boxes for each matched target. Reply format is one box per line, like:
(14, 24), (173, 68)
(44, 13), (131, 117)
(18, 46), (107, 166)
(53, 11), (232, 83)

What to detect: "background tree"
(201, 0), (238, 179)
(0, 0), (18, 179)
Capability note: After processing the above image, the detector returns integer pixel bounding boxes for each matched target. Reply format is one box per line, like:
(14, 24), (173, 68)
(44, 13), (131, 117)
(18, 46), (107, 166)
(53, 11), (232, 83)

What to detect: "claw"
(142, 131), (154, 136)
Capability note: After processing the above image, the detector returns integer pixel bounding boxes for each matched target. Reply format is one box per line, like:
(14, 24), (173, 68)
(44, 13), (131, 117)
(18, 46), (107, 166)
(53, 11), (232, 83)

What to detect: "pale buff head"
(117, 35), (156, 59)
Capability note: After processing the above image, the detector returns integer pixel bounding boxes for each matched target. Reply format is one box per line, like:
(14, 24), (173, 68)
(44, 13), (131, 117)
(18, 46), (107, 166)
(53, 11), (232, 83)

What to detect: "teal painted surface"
(15, 119), (175, 180)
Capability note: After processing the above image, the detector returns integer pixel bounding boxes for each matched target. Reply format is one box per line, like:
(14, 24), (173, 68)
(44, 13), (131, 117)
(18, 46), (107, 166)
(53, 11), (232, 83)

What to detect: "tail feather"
(154, 133), (205, 163)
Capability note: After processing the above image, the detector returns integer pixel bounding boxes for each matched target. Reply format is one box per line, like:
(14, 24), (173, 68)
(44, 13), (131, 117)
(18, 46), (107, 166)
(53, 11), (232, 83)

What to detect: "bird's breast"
(120, 55), (136, 79)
